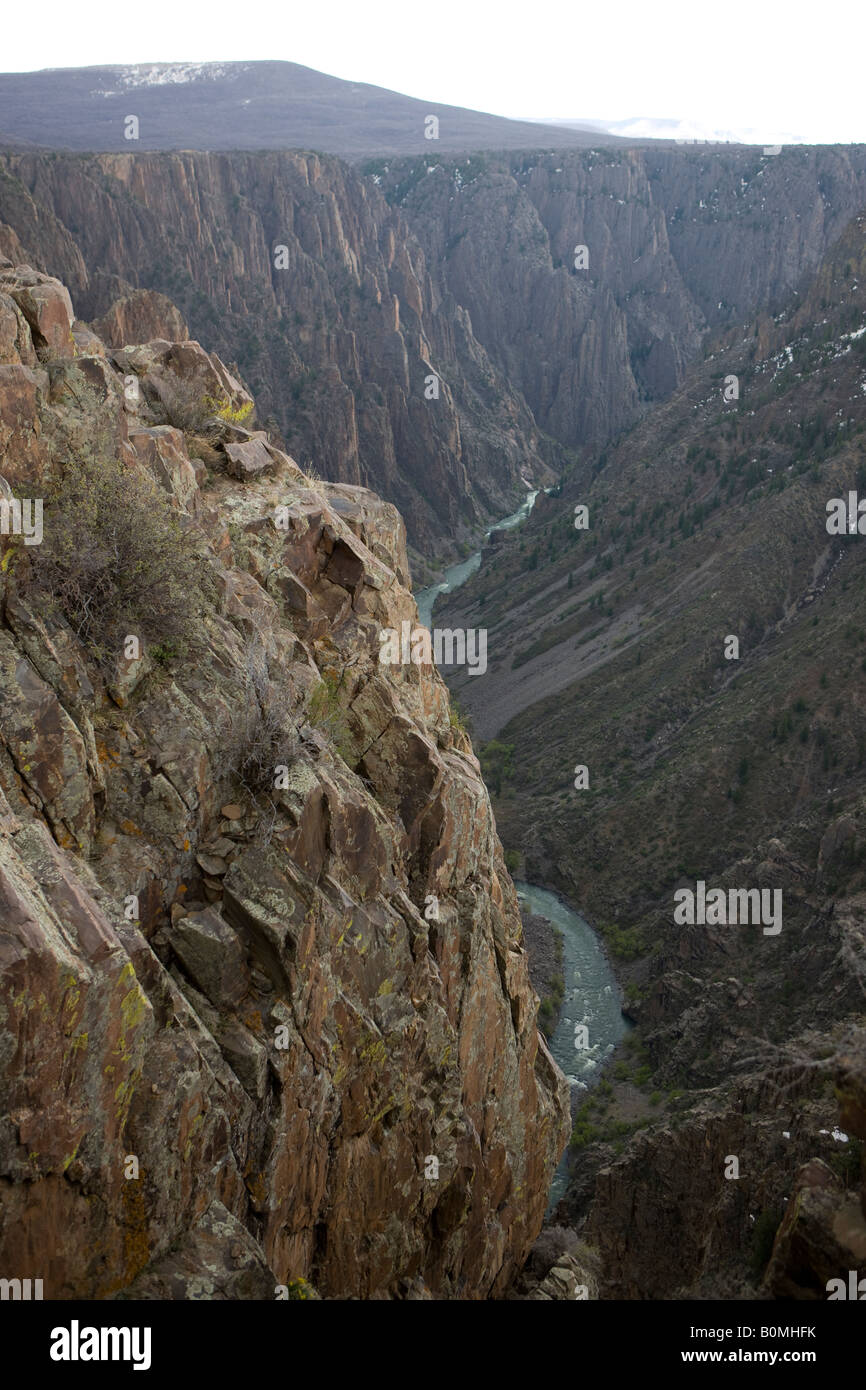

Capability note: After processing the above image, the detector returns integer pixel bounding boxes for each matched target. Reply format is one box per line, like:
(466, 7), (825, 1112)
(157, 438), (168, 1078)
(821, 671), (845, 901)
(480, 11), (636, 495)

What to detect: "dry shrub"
(221, 641), (299, 799)
(151, 374), (252, 436)
(527, 1226), (600, 1281)
(28, 384), (214, 664)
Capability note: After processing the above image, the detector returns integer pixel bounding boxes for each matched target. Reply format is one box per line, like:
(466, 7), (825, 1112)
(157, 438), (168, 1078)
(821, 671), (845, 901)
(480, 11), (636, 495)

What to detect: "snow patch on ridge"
(91, 63), (247, 95)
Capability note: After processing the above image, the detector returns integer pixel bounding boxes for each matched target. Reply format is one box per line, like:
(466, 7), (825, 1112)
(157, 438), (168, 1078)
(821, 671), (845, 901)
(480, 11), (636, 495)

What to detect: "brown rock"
(0, 290), (36, 366)
(223, 436), (273, 481)
(93, 289), (189, 349)
(0, 363), (49, 486)
(128, 425), (199, 513)
(0, 629), (96, 852)
(9, 277), (74, 357)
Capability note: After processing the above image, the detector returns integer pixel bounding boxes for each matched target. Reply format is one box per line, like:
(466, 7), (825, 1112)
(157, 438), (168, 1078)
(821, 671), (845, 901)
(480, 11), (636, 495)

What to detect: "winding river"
(413, 488), (628, 1211)
(515, 882), (629, 1210)
(415, 488), (540, 631)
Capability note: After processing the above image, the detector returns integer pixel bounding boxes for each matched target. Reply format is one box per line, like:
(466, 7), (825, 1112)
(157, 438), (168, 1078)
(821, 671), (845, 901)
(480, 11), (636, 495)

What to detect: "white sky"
(5, 0), (866, 144)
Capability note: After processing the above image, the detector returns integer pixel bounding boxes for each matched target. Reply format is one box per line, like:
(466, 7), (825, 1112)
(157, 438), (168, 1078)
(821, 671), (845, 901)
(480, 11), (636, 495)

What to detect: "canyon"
(438, 204), (866, 1297)
(0, 85), (865, 1301)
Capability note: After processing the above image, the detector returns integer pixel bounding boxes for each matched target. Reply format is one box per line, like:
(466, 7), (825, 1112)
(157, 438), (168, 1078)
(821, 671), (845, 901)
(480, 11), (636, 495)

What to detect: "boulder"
(128, 426), (199, 513)
(223, 436), (273, 481)
(9, 277), (74, 357)
(168, 905), (249, 1009)
(93, 290), (189, 349)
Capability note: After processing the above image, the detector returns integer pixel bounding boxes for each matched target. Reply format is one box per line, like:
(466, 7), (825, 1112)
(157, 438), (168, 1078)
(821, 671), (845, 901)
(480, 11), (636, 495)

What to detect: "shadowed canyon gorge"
(0, 57), (865, 1312)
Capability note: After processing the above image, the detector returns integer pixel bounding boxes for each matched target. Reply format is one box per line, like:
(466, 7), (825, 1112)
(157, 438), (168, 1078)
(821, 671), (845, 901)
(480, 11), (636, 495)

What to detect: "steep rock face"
(0, 260), (568, 1299)
(378, 145), (866, 450)
(0, 151), (561, 556)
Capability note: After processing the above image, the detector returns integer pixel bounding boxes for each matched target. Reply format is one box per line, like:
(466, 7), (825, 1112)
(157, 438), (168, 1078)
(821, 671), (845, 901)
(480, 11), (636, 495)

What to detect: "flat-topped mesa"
(0, 261), (569, 1300)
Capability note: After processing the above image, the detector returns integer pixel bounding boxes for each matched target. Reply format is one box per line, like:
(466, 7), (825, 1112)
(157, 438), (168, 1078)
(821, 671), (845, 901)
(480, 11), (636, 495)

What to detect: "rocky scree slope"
(438, 213), (866, 1296)
(0, 259), (569, 1299)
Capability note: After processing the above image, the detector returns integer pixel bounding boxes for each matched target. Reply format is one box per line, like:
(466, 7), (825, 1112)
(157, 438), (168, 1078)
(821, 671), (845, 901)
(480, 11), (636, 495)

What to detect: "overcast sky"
(7, 0), (865, 144)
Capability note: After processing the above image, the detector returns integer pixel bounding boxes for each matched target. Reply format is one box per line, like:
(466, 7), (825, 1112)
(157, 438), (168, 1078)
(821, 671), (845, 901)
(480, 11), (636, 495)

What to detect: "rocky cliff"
(379, 145), (866, 451)
(0, 258), (569, 1299)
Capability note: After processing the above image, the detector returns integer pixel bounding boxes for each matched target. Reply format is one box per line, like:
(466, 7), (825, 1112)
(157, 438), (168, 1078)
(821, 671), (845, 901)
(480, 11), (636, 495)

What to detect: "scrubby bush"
(600, 920), (644, 961)
(479, 739), (514, 795)
(221, 642), (299, 799)
(527, 1226), (600, 1282)
(29, 389), (213, 664)
(449, 697), (470, 737)
(152, 374), (252, 435)
(571, 1101), (602, 1148)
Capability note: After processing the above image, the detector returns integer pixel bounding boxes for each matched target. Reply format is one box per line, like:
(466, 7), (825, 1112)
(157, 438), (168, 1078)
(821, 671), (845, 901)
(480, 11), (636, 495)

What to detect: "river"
(415, 488), (540, 630)
(414, 489), (622, 1206)
(515, 882), (629, 1210)
(412, 489), (626, 1212)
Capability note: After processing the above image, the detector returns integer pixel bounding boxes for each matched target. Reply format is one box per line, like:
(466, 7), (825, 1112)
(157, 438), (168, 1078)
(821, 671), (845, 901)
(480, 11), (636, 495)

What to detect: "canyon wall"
(4, 145), (866, 562)
(0, 151), (562, 558)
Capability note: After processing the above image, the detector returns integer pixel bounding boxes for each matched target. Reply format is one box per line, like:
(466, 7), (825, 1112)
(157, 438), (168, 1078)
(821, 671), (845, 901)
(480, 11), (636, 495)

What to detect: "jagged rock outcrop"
(0, 260), (569, 1300)
(763, 1045), (866, 1299)
(92, 288), (189, 348)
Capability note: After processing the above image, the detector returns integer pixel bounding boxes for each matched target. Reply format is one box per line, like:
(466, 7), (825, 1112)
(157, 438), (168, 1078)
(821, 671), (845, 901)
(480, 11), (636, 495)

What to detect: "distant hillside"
(0, 61), (615, 158)
(536, 115), (804, 145)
